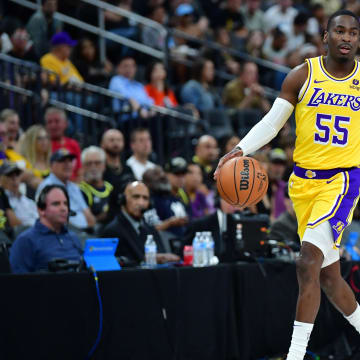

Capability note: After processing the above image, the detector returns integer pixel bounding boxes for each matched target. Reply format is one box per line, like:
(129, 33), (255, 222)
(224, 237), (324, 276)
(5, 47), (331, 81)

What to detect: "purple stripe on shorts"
(328, 168), (360, 244)
(294, 165), (355, 179)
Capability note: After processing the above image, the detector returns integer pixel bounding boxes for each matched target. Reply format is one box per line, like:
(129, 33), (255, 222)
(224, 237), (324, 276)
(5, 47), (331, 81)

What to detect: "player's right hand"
(213, 147), (243, 180)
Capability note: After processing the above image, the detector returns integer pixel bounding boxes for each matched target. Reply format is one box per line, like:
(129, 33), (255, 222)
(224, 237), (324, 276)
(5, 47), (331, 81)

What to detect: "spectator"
(174, 3), (209, 52)
(213, 0), (245, 32)
(0, 109), (21, 151)
(144, 61), (178, 107)
(36, 149), (96, 231)
(223, 61), (271, 112)
(109, 56), (154, 117)
(26, 0), (63, 57)
(212, 28), (241, 75)
(142, 6), (174, 50)
(126, 128), (156, 180)
(267, 148), (288, 222)
(100, 181), (180, 265)
(19, 125), (51, 179)
(263, 0), (298, 32)
(180, 59), (222, 112)
(240, 0), (265, 32)
(164, 156), (188, 201)
(281, 12), (309, 53)
(100, 129), (135, 188)
(9, 185), (82, 273)
(0, 116), (41, 190)
(268, 197), (299, 248)
(45, 107), (81, 180)
(79, 146), (113, 224)
(192, 134), (219, 190)
(262, 27), (289, 66)
(104, 0), (138, 62)
(7, 26), (39, 63)
(71, 38), (112, 86)
(143, 166), (188, 237)
(221, 134), (241, 156)
(245, 30), (265, 58)
(178, 163), (215, 219)
(40, 31), (83, 85)
(1, 162), (38, 227)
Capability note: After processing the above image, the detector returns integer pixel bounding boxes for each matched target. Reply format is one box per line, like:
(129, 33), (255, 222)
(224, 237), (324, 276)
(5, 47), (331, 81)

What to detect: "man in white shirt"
(126, 128), (156, 180)
(263, 0), (298, 32)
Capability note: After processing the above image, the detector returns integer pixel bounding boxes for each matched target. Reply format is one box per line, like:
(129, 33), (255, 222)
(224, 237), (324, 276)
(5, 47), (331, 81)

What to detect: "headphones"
(117, 181), (153, 211)
(37, 184), (71, 212)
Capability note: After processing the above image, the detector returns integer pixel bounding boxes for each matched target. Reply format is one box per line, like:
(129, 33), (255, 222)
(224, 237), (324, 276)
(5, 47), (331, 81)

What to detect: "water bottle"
(192, 232), (201, 267)
(235, 223), (244, 251)
(144, 234), (157, 267)
(199, 232), (208, 267)
(206, 231), (215, 264)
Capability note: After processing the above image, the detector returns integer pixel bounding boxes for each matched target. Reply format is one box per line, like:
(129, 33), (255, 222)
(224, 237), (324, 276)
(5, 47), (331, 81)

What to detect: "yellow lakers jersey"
(294, 56), (360, 169)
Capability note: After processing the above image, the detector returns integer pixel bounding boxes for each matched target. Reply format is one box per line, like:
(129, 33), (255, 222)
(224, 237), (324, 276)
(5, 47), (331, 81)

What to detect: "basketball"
(217, 156), (268, 207)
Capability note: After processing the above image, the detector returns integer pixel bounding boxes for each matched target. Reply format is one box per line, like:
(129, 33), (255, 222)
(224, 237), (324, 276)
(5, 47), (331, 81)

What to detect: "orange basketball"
(217, 156), (268, 207)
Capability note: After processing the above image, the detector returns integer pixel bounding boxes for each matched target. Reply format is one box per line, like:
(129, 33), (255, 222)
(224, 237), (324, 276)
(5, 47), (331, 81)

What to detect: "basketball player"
(215, 10), (360, 360)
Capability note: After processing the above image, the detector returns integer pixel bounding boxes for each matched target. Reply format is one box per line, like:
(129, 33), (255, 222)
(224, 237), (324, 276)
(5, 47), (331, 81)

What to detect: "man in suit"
(100, 181), (179, 265)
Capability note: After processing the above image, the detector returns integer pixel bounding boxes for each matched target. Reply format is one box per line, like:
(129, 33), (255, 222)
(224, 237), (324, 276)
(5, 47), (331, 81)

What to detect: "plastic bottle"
(144, 234), (157, 267)
(206, 231), (215, 264)
(235, 223), (244, 251)
(192, 232), (202, 267)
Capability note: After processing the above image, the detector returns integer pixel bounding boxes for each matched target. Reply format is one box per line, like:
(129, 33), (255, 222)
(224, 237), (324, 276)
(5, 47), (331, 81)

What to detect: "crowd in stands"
(1, 0), (360, 272)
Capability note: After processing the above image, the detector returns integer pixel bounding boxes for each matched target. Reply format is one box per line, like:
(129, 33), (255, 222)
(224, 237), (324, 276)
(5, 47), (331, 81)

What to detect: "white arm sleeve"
(237, 97), (294, 156)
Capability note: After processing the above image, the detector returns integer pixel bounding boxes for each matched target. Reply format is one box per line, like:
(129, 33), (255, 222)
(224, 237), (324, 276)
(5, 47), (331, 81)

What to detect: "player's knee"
(320, 272), (338, 295)
(295, 256), (320, 286)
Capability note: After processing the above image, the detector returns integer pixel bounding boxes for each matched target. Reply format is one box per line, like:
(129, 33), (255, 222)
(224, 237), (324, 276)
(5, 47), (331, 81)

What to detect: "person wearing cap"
(27, 0), (63, 57)
(40, 31), (83, 85)
(0, 162), (38, 228)
(0, 163), (22, 242)
(267, 148), (288, 221)
(174, 3), (209, 47)
(35, 149), (95, 230)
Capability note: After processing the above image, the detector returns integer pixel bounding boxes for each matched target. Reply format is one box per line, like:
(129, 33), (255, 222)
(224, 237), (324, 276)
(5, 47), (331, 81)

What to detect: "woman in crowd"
(71, 38), (113, 86)
(144, 61), (178, 107)
(180, 58), (222, 113)
(19, 125), (51, 179)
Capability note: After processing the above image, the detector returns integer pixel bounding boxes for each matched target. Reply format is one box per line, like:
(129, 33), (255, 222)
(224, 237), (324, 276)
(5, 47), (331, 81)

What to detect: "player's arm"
(214, 63), (308, 180)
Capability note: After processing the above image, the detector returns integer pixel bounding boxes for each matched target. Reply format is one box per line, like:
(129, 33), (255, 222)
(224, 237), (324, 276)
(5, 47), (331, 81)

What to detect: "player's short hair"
(327, 9), (360, 31)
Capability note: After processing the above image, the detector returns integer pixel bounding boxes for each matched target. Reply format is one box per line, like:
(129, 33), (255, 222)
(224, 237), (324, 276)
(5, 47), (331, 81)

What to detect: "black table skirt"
(1, 261), (359, 360)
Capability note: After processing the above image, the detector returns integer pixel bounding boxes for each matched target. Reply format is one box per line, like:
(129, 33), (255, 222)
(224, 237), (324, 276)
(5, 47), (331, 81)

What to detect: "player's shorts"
(288, 165), (360, 248)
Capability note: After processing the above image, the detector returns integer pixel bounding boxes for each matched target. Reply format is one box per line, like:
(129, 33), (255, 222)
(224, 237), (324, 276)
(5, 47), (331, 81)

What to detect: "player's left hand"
(214, 147), (243, 180)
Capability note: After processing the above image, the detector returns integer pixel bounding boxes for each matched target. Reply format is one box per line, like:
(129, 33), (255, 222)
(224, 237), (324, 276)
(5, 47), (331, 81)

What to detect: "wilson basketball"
(217, 156), (268, 207)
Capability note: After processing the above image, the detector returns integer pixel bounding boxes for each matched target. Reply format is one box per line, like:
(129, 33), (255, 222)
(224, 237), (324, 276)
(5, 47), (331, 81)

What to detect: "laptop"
(83, 238), (121, 271)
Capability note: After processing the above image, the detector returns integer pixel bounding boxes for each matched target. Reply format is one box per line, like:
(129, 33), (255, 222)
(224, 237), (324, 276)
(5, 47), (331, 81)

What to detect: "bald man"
(101, 129), (135, 188)
(100, 181), (179, 265)
(192, 135), (219, 190)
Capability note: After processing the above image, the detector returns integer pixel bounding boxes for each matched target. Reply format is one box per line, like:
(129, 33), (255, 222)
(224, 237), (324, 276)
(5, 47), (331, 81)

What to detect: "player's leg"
(320, 260), (360, 333)
(286, 240), (323, 360)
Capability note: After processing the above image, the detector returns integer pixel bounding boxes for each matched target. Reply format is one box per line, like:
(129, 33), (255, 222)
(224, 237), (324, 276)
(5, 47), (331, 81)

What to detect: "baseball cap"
(0, 161), (23, 176)
(269, 148), (287, 163)
(164, 157), (188, 174)
(51, 31), (77, 47)
(175, 3), (194, 17)
(50, 149), (76, 163)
